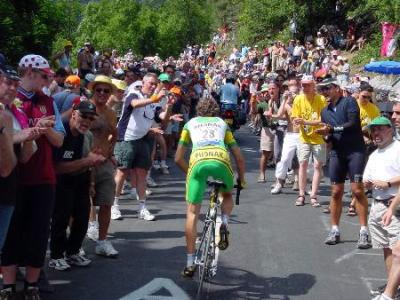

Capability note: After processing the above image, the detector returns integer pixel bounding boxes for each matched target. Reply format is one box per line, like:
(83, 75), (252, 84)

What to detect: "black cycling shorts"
(329, 151), (366, 184)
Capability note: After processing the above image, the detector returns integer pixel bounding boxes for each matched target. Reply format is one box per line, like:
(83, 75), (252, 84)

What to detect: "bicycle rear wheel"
(196, 222), (215, 300)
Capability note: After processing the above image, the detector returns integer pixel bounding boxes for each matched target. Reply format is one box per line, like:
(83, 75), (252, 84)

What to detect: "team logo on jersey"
(39, 105), (47, 114)
(63, 151), (74, 159)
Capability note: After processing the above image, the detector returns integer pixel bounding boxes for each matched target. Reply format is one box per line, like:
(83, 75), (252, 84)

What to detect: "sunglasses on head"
(79, 113), (96, 121)
(95, 88), (111, 94)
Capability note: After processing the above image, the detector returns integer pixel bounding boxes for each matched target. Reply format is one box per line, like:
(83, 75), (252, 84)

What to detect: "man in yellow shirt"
(291, 75), (327, 206)
(357, 85), (380, 129)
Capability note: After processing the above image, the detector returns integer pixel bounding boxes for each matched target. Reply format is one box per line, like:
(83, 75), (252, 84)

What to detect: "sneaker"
(79, 248), (86, 256)
(370, 284), (386, 296)
(95, 240), (118, 258)
(86, 222), (99, 241)
(218, 224), (229, 250)
(358, 231), (372, 249)
(66, 254), (91, 267)
(325, 230), (340, 245)
(48, 258), (71, 271)
(146, 189), (153, 197)
(371, 295), (389, 300)
(111, 205), (123, 220)
(271, 183), (282, 194)
(285, 176), (294, 185)
(292, 181), (299, 191)
(24, 286), (40, 300)
(160, 166), (170, 175)
(153, 161), (161, 170)
(0, 288), (17, 300)
(138, 208), (156, 221)
(121, 181), (131, 195)
(146, 176), (158, 187)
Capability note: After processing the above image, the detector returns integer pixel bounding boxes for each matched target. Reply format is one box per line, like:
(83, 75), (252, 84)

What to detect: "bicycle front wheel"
(196, 222), (215, 299)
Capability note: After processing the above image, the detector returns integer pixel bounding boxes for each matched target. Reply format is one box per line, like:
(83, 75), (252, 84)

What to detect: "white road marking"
(319, 215), (331, 231)
(335, 250), (382, 264)
(341, 219), (359, 226)
(335, 249), (360, 263)
(241, 147), (258, 153)
(119, 278), (190, 300)
(355, 252), (381, 256)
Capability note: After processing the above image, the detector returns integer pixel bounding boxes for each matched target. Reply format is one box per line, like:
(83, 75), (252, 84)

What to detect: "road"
(42, 126), (386, 300)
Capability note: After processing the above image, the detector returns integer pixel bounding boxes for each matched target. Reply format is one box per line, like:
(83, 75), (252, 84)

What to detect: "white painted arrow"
(119, 278), (190, 300)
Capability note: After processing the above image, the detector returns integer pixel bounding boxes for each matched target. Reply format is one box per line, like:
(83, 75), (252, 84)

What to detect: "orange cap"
(65, 75), (81, 86)
(170, 86), (182, 96)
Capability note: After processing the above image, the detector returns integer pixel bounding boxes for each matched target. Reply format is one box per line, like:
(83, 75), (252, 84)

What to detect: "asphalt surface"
(37, 126), (387, 300)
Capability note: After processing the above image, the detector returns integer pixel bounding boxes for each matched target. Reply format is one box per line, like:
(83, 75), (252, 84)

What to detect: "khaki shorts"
(368, 201), (400, 249)
(260, 127), (275, 152)
(93, 160), (116, 206)
(297, 143), (326, 164)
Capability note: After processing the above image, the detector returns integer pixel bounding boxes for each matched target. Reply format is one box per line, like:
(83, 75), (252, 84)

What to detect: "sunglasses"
(95, 88), (111, 94)
(79, 113), (96, 121)
(318, 86), (332, 91)
(41, 74), (49, 80)
(361, 95), (371, 99)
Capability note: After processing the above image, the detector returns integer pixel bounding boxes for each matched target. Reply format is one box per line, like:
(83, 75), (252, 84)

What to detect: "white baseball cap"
(18, 54), (53, 75)
(301, 74), (314, 84)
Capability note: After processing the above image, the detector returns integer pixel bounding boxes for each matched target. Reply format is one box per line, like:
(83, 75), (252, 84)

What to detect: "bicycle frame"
(194, 182), (220, 300)
(194, 179), (242, 299)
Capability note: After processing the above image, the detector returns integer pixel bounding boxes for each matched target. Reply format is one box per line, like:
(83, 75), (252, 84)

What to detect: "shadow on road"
(201, 267), (316, 299)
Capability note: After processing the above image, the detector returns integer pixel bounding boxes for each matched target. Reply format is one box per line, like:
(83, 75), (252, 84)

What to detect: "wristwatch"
(0, 126), (5, 135)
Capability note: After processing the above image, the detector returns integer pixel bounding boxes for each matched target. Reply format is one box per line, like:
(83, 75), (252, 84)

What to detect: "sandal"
(347, 205), (357, 216)
(295, 195), (305, 206)
(257, 176), (266, 183)
(310, 196), (321, 207)
(323, 206), (331, 214)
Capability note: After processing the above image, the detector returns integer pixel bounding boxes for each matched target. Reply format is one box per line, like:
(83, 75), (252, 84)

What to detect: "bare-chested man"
(86, 75), (119, 258)
(269, 80), (301, 194)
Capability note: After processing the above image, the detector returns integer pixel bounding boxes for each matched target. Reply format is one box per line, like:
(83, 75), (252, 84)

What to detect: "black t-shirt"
(54, 121), (86, 179)
(54, 121), (84, 163)
(321, 96), (365, 154)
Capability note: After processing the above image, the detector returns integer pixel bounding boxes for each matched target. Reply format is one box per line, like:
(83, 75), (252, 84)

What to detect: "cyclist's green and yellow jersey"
(178, 116), (237, 203)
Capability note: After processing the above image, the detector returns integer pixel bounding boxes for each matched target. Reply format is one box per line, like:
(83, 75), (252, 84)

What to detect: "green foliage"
(156, 0), (213, 57)
(0, 0), (66, 64)
(352, 33), (400, 66)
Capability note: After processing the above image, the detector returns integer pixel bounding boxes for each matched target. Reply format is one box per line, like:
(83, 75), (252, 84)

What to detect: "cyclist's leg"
(185, 203), (201, 255)
(184, 163), (207, 273)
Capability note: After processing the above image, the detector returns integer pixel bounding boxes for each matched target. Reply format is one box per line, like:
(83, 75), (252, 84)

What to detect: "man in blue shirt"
(316, 78), (371, 249)
(219, 75), (239, 105)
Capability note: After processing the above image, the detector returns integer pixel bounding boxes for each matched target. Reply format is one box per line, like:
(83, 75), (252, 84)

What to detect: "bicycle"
(194, 179), (242, 300)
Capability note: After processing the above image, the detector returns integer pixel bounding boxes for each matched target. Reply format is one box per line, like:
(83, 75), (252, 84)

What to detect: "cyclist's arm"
(224, 129), (245, 182)
(230, 145), (245, 183)
(175, 144), (188, 173)
(175, 125), (191, 174)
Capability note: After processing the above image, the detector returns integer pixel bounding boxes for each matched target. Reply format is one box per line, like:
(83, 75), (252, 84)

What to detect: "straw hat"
(88, 75), (116, 92)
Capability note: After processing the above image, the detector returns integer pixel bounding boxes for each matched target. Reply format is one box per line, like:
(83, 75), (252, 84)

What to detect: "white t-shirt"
(117, 90), (155, 141)
(363, 140), (400, 200)
(292, 46), (304, 57)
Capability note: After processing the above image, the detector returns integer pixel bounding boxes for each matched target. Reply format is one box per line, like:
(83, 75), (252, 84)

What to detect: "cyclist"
(175, 97), (245, 278)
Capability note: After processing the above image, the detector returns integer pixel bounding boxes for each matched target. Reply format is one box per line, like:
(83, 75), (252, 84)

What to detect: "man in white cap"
(1, 54), (65, 299)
